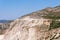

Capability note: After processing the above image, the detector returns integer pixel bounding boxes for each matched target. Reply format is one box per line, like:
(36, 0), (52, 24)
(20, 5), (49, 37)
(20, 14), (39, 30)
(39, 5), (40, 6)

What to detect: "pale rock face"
(2, 6), (60, 40)
(2, 16), (51, 40)
(0, 35), (4, 40)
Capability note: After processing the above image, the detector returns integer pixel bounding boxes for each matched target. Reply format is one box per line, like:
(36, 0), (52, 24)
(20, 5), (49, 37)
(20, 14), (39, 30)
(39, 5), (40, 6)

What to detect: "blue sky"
(0, 0), (60, 20)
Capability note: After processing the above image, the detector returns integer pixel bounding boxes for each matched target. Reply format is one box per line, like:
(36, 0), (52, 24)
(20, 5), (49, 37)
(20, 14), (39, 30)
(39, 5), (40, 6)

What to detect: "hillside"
(0, 20), (13, 35)
(2, 6), (60, 40)
(0, 20), (13, 23)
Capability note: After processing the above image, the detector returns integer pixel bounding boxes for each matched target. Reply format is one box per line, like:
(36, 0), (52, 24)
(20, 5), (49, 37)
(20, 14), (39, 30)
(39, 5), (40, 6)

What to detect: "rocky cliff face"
(2, 6), (60, 40)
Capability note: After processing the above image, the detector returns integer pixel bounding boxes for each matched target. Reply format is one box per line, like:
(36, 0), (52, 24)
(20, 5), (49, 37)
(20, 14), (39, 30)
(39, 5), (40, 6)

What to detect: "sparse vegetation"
(49, 20), (60, 30)
(42, 11), (60, 30)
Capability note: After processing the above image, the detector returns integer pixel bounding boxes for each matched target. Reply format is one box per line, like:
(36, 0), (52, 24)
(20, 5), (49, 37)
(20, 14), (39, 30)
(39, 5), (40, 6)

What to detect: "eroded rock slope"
(2, 6), (60, 40)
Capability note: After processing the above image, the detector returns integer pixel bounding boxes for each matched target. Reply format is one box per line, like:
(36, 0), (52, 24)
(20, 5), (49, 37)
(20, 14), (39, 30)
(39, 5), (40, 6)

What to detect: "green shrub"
(49, 20), (60, 30)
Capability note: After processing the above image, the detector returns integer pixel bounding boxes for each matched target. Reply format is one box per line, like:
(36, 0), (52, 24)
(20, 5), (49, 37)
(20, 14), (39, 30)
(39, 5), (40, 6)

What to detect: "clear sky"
(0, 0), (60, 20)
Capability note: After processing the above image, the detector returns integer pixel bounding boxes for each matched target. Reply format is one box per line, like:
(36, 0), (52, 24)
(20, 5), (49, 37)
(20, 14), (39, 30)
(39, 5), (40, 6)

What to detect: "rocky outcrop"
(0, 20), (13, 35)
(2, 6), (60, 40)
